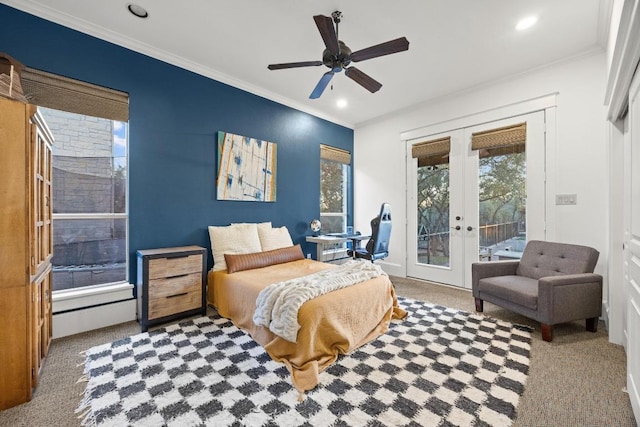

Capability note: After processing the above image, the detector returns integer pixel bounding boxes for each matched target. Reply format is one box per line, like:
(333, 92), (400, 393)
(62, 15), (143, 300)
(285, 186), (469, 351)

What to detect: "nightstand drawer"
(149, 272), (201, 299)
(148, 254), (202, 279)
(148, 289), (202, 320)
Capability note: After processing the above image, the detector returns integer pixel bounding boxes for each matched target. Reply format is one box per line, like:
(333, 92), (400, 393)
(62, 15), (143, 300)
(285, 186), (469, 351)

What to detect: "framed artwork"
(216, 131), (277, 202)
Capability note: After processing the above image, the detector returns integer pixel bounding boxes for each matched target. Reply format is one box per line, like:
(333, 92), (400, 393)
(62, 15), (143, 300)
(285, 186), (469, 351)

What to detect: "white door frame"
(604, 1), (640, 421)
(402, 94), (558, 286)
(623, 65), (640, 424)
(405, 110), (547, 288)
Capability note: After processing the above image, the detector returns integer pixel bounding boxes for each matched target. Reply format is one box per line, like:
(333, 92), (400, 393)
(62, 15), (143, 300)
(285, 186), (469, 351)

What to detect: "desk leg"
(348, 238), (360, 259)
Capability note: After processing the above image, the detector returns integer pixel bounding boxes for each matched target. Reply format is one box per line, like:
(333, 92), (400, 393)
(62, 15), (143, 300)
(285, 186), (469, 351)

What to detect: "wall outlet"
(306, 253), (311, 259)
(556, 194), (577, 205)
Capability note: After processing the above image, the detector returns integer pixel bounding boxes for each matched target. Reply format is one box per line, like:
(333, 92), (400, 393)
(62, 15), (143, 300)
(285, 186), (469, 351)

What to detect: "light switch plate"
(556, 194), (577, 205)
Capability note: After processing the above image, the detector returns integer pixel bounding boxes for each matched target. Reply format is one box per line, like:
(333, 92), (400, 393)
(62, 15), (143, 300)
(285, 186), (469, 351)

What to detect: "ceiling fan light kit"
(268, 11), (409, 99)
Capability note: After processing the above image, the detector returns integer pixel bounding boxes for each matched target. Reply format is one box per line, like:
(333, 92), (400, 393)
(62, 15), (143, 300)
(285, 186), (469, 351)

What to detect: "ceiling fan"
(267, 11), (409, 99)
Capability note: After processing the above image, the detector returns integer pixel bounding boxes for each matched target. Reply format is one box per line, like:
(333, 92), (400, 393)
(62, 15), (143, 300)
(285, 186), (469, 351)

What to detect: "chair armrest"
(539, 273), (602, 288)
(471, 261), (520, 296)
(538, 273), (603, 324)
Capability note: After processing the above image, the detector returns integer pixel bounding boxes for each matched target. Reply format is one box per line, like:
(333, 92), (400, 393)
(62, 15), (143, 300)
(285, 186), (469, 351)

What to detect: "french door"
(406, 111), (546, 288)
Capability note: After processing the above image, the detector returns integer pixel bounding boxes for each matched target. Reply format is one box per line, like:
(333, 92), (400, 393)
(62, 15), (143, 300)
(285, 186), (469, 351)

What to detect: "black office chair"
(348, 203), (392, 262)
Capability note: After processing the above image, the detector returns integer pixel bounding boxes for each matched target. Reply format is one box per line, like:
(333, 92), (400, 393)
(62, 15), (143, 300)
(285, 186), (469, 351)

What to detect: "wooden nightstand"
(136, 245), (206, 331)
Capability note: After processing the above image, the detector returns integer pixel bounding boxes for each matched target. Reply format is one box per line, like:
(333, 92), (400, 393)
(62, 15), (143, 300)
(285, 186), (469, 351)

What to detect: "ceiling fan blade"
(345, 67), (382, 93)
(268, 61), (323, 70)
(309, 71), (334, 99)
(350, 37), (410, 62)
(313, 15), (339, 55)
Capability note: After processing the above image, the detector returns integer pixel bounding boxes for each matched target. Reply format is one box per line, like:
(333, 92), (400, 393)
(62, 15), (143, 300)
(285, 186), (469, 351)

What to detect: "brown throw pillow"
(224, 244), (305, 273)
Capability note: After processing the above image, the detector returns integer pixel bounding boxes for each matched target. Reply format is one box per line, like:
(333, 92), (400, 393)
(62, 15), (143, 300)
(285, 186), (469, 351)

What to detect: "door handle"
(450, 226), (461, 231)
(467, 226), (473, 231)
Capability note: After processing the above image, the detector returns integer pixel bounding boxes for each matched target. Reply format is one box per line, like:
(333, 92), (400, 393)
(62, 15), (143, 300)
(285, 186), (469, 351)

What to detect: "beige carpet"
(0, 276), (636, 427)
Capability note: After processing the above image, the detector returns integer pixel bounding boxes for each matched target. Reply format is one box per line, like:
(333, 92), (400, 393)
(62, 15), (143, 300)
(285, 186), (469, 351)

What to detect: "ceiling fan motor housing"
(322, 41), (352, 72)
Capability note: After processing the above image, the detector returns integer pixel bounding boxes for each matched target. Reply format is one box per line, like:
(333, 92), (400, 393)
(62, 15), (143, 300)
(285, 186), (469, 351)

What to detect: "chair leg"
(541, 323), (553, 342)
(474, 298), (483, 312)
(586, 317), (598, 333)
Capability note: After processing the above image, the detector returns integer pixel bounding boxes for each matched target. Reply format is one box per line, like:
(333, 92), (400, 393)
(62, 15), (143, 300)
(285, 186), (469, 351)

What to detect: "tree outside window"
(320, 159), (348, 234)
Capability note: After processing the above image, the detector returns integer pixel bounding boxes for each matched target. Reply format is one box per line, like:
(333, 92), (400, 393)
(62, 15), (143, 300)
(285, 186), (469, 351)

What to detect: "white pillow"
(209, 223), (262, 271)
(233, 221), (272, 231)
(258, 226), (294, 251)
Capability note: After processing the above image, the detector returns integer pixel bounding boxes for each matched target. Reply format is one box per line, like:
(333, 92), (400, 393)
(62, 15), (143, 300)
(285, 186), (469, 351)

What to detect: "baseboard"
(52, 299), (137, 339)
(378, 260), (404, 277)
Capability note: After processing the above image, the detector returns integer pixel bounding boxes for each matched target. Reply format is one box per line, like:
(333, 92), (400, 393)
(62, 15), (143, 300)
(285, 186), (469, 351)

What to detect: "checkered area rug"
(77, 297), (531, 427)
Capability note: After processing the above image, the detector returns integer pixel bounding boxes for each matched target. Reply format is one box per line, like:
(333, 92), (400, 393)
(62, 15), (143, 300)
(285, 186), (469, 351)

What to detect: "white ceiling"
(2, 0), (610, 128)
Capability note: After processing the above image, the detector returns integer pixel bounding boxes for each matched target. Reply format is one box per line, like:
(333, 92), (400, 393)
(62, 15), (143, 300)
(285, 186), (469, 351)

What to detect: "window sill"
(52, 281), (134, 314)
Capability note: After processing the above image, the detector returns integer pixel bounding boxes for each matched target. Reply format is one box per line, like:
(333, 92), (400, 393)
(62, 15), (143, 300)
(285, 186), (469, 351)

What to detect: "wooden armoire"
(0, 96), (54, 409)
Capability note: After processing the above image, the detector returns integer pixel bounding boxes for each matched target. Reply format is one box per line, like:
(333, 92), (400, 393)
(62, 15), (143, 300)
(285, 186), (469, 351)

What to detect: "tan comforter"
(208, 259), (407, 393)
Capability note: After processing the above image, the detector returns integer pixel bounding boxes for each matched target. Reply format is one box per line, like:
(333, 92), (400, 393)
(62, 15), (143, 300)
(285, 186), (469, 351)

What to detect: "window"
(18, 67), (130, 299)
(320, 145), (350, 234)
(40, 108), (128, 292)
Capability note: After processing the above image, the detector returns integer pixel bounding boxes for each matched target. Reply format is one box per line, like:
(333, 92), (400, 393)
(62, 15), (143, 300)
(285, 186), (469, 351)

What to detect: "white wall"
(354, 51), (609, 279)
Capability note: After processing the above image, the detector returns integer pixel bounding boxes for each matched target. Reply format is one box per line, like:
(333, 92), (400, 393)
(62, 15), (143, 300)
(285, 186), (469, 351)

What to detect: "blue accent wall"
(0, 4), (354, 278)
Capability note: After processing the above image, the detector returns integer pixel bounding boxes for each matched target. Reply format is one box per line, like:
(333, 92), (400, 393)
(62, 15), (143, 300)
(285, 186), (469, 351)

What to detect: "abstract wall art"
(216, 131), (277, 202)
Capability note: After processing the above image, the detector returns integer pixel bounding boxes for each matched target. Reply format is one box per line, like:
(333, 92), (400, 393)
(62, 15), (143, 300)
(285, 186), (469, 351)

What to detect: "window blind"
(411, 136), (450, 167)
(320, 144), (351, 164)
(21, 67), (129, 122)
(471, 123), (526, 156)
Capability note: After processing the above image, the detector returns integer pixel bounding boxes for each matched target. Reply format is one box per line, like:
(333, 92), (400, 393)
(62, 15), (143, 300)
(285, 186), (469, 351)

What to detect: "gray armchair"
(472, 240), (602, 342)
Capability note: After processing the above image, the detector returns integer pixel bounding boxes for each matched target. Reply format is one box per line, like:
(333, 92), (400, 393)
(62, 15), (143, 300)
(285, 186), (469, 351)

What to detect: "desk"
(306, 234), (370, 261)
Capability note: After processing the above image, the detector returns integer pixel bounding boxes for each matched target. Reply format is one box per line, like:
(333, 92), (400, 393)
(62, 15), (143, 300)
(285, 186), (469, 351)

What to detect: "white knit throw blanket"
(253, 260), (386, 342)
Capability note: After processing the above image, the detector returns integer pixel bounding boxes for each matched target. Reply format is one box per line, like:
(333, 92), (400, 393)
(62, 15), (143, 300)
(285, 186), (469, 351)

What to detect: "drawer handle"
(164, 254), (190, 259)
(166, 292), (189, 299)
(167, 274), (189, 279)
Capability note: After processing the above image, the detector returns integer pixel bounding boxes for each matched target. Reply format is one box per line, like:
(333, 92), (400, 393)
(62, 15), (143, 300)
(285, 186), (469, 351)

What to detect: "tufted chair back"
(516, 240), (599, 280)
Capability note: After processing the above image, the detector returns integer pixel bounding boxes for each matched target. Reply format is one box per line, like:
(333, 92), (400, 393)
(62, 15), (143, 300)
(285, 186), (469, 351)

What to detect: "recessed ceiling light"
(336, 99), (348, 109)
(127, 3), (149, 19)
(516, 16), (537, 31)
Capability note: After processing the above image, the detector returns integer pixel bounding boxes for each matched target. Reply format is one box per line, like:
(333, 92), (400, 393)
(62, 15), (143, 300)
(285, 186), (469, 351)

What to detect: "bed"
(206, 223), (406, 393)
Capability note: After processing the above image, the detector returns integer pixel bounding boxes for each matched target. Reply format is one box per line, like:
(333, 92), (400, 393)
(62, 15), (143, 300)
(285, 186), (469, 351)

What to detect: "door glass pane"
(478, 147), (526, 261)
(417, 162), (450, 266)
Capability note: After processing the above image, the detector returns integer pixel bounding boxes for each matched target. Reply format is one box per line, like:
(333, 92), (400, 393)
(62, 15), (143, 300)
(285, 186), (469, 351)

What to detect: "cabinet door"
(44, 140), (52, 262)
(30, 280), (42, 386)
(30, 268), (52, 384)
(29, 114), (53, 276)
(40, 269), (52, 357)
(29, 120), (39, 276)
